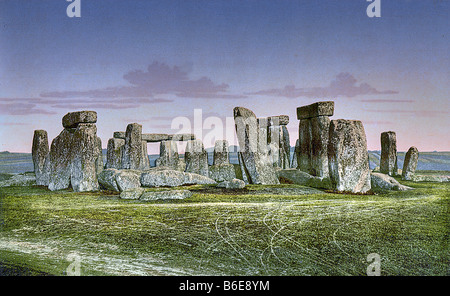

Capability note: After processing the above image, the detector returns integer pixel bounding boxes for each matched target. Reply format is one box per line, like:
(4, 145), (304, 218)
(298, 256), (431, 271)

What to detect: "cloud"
(360, 99), (414, 103)
(365, 109), (448, 117)
(41, 61), (243, 99)
(248, 72), (398, 98)
(0, 102), (56, 115)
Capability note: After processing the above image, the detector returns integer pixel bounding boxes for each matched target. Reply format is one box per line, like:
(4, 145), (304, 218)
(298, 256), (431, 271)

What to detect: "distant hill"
(1, 149), (449, 174)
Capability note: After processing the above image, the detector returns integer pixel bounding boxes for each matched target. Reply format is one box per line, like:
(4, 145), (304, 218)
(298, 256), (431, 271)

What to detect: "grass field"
(0, 179), (448, 276)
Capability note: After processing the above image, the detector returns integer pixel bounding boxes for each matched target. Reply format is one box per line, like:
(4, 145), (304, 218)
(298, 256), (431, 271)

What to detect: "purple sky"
(0, 0), (449, 153)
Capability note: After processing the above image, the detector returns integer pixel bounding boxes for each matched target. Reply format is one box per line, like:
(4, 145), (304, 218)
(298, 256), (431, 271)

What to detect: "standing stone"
(141, 141), (150, 170)
(328, 119), (371, 193)
(32, 130), (50, 185)
(268, 124), (290, 169)
(297, 101), (333, 178)
(95, 136), (103, 175)
(184, 139), (209, 177)
(402, 146), (419, 180)
(213, 140), (230, 165)
(121, 123), (144, 170)
(106, 138), (125, 169)
(155, 140), (180, 169)
(70, 123), (100, 192)
(380, 131), (398, 176)
(291, 139), (300, 168)
(48, 111), (100, 192)
(234, 107), (279, 185)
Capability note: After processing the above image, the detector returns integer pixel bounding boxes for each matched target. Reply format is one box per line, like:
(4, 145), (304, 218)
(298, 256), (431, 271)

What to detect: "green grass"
(0, 181), (449, 276)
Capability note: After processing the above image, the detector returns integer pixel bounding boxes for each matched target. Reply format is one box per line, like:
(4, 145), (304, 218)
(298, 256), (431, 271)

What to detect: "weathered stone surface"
(115, 169), (141, 191)
(155, 141), (180, 169)
(233, 107), (279, 185)
(70, 123), (100, 192)
(113, 131), (126, 139)
(412, 174), (450, 182)
(32, 130), (50, 186)
(106, 138), (125, 169)
(140, 190), (193, 201)
(268, 115), (289, 126)
(0, 172), (36, 187)
(142, 133), (170, 142)
(184, 140), (209, 177)
(168, 134), (196, 141)
(310, 116), (330, 178)
(328, 120), (371, 193)
(268, 125), (290, 169)
(213, 140), (230, 165)
(297, 101), (334, 120)
(380, 131), (398, 176)
(371, 172), (413, 191)
(62, 111), (97, 128)
(237, 152), (249, 184)
(209, 164), (236, 182)
(95, 136), (103, 175)
(402, 146), (419, 181)
(216, 178), (246, 189)
(291, 139), (300, 168)
(120, 187), (145, 200)
(298, 119), (312, 173)
(97, 168), (120, 191)
(122, 123), (144, 170)
(141, 141), (150, 170)
(276, 168), (331, 189)
(48, 123), (99, 192)
(140, 169), (216, 187)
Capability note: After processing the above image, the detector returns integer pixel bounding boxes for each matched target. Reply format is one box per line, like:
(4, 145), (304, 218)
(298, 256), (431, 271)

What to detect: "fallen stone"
(297, 101), (334, 120)
(216, 178), (246, 189)
(184, 139), (209, 177)
(32, 130), (50, 186)
(140, 190), (193, 201)
(402, 146), (419, 181)
(209, 163), (236, 182)
(120, 187), (145, 200)
(62, 111), (97, 129)
(250, 186), (323, 195)
(371, 172), (413, 191)
(328, 119), (371, 193)
(380, 131), (398, 176)
(140, 169), (216, 187)
(412, 174), (450, 182)
(0, 172), (36, 187)
(97, 168), (120, 191)
(276, 168), (331, 189)
(115, 169), (142, 191)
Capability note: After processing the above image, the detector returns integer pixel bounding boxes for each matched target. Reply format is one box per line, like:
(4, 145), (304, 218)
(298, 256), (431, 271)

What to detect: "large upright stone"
(95, 136), (103, 175)
(141, 141), (150, 170)
(32, 130), (50, 186)
(184, 139), (209, 177)
(291, 139), (300, 168)
(233, 107), (279, 185)
(380, 131), (398, 176)
(297, 101), (334, 120)
(402, 146), (419, 181)
(48, 122), (99, 192)
(328, 119), (371, 193)
(106, 138), (125, 169)
(213, 140), (230, 165)
(155, 140), (180, 170)
(62, 111), (97, 128)
(122, 123), (144, 170)
(297, 102), (333, 178)
(268, 124), (290, 169)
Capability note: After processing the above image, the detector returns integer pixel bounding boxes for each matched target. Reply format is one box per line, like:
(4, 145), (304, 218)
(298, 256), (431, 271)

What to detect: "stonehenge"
(30, 101), (424, 196)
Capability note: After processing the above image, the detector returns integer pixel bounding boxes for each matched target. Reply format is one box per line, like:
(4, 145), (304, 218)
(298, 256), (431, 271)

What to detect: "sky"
(0, 0), (449, 153)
